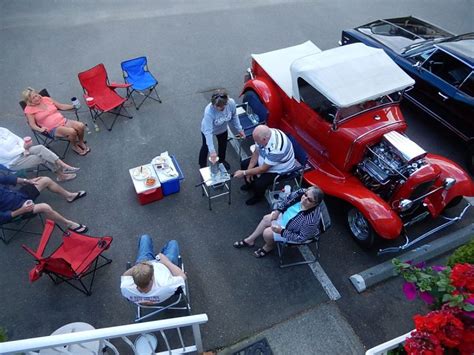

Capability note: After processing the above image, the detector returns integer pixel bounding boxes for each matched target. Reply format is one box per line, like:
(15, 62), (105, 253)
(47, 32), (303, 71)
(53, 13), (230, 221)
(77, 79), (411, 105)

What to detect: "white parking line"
(300, 246), (341, 300)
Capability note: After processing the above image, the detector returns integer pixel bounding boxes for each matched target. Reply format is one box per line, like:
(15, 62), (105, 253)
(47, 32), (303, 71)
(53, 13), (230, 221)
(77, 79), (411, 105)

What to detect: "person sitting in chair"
(22, 87), (90, 156)
(0, 175), (88, 232)
(121, 235), (186, 304)
(234, 125), (296, 205)
(0, 127), (79, 182)
(233, 186), (324, 258)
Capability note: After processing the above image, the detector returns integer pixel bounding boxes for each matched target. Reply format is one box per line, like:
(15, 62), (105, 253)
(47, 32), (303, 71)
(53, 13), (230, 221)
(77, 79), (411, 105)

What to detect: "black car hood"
(356, 16), (454, 54)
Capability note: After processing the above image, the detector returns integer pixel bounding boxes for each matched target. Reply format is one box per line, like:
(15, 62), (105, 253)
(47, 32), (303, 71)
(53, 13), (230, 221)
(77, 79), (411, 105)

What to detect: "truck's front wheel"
(347, 207), (375, 249)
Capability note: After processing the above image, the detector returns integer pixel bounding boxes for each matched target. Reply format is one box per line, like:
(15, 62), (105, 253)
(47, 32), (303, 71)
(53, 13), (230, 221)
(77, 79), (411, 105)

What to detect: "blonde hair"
(21, 87), (37, 103)
(131, 262), (154, 289)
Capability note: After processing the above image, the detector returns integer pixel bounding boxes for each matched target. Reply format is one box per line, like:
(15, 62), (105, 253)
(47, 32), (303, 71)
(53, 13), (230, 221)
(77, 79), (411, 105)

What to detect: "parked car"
(340, 16), (474, 171)
(241, 40), (474, 250)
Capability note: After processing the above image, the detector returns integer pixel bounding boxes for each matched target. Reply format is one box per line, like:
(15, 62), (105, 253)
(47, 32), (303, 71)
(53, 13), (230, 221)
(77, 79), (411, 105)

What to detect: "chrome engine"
(355, 131), (428, 199)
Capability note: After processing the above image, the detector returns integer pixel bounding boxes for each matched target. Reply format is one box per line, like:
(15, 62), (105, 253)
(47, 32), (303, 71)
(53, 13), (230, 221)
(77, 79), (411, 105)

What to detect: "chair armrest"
(109, 82), (131, 89)
(83, 95), (96, 108)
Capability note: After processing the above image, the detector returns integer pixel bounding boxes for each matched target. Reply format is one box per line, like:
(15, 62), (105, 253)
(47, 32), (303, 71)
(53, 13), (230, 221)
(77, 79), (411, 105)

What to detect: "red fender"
(423, 154), (474, 216)
(304, 169), (403, 240)
(242, 78), (283, 127)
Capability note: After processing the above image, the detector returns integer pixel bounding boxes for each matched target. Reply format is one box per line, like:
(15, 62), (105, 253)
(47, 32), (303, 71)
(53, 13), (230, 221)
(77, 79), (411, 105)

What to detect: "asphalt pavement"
(0, 1), (472, 353)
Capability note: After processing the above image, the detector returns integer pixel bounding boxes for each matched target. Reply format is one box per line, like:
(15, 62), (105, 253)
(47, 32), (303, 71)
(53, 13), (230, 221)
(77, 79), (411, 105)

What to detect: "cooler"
(129, 164), (163, 205)
(153, 155), (184, 196)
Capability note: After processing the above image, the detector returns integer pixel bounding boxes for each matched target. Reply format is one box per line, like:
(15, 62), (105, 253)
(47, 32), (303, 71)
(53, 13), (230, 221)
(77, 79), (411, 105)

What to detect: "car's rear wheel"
(347, 207), (375, 249)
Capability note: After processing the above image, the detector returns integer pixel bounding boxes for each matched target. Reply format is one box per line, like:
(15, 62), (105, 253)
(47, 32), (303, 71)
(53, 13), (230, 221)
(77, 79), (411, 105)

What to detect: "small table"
(39, 322), (100, 354)
(199, 164), (232, 210)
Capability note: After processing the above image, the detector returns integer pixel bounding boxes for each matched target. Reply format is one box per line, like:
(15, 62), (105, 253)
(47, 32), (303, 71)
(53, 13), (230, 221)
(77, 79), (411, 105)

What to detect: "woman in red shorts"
(22, 87), (90, 156)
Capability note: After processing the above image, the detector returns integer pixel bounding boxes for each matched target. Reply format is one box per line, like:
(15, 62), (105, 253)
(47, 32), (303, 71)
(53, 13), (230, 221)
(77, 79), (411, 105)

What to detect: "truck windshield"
(336, 92), (402, 122)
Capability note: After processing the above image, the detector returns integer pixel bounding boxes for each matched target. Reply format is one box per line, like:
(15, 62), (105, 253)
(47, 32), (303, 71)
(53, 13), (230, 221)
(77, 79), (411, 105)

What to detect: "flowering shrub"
(392, 259), (474, 354)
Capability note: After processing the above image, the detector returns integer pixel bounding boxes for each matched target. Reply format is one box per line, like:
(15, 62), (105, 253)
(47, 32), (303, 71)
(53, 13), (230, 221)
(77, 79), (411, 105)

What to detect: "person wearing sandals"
(0, 175), (88, 233)
(0, 127), (80, 182)
(233, 186), (324, 258)
(22, 87), (91, 156)
(199, 89), (245, 170)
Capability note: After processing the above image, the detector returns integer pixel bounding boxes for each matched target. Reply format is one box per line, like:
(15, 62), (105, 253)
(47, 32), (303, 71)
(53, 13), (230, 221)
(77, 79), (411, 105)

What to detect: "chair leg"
(277, 242), (318, 268)
(1, 215), (44, 244)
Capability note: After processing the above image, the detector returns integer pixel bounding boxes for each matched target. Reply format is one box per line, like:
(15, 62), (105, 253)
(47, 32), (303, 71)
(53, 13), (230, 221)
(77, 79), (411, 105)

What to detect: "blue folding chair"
(121, 56), (162, 110)
(237, 90), (269, 137)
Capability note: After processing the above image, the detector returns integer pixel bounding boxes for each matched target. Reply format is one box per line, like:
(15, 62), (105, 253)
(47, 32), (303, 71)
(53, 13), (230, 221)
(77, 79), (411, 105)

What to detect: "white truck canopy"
(252, 41), (415, 108)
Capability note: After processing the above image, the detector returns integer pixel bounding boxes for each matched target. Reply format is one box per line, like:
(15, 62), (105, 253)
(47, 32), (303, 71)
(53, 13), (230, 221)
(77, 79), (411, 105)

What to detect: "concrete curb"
(350, 223), (474, 293)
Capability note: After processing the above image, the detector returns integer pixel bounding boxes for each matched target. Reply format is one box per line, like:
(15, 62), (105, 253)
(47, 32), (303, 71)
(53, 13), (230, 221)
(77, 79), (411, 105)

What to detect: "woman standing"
(199, 89), (244, 169)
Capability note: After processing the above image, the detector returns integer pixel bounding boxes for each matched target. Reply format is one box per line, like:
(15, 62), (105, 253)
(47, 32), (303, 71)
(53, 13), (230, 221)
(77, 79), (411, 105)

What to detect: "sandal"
(72, 146), (87, 156)
(233, 239), (254, 249)
(68, 190), (87, 203)
(71, 224), (88, 233)
(254, 247), (271, 258)
(62, 167), (80, 174)
(57, 173), (77, 182)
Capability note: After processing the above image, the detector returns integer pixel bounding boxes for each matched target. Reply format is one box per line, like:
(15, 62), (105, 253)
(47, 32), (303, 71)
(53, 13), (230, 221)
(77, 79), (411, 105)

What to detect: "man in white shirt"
(121, 235), (186, 304)
(234, 125), (295, 205)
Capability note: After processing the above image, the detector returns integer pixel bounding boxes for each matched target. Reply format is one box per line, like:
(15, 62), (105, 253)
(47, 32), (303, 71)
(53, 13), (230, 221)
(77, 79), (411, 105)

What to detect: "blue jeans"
(135, 234), (180, 266)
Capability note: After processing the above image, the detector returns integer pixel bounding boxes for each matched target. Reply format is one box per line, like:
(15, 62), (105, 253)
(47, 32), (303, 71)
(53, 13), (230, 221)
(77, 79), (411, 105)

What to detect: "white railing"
(0, 314), (208, 355)
(365, 331), (412, 355)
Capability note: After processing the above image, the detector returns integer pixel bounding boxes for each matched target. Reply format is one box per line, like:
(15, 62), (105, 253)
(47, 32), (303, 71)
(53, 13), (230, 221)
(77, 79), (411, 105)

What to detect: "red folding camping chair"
(22, 219), (113, 296)
(78, 63), (133, 131)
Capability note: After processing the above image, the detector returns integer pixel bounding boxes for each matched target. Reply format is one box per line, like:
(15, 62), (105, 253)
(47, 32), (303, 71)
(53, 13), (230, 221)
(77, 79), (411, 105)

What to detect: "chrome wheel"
(347, 208), (375, 248)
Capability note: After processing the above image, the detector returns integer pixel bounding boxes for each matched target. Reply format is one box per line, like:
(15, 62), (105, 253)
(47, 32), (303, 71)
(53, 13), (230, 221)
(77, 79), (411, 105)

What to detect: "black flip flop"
(254, 247), (271, 258)
(233, 239), (254, 249)
(68, 191), (87, 203)
(71, 224), (88, 233)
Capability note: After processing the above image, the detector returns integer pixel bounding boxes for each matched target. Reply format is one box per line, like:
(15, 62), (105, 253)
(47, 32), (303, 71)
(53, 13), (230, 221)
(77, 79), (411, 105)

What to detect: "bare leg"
(244, 213), (273, 246)
(262, 228), (276, 252)
(31, 176), (78, 201)
(65, 120), (87, 149)
(55, 125), (83, 153)
(33, 203), (81, 230)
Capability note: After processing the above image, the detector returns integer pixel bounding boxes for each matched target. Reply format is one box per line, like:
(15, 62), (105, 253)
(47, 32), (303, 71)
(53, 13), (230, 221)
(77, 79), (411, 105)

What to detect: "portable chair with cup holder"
(121, 56), (162, 110)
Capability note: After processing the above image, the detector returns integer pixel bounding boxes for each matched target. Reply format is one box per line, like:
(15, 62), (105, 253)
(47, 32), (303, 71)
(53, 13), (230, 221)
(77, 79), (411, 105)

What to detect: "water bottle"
(209, 156), (220, 178)
(282, 185), (291, 200)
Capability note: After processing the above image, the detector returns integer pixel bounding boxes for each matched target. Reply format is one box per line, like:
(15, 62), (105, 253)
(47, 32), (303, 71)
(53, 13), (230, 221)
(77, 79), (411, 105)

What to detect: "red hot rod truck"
(241, 41), (474, 252)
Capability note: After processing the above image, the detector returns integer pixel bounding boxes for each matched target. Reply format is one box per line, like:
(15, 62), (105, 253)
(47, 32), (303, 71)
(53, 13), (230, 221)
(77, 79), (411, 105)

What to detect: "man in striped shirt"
(234, 125), (295, 205)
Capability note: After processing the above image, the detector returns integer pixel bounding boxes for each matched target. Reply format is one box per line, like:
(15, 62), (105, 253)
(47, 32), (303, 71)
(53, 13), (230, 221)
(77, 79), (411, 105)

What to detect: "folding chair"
(130, 257), (191, 322)
(276, 200), (331, 268)
(22, 219), (113, 295)
(1, 213), (44, 244)
(266, 134), (309, 207)
(238, 90), (268, 137)
(78, 63), (133, 131)
(19, 88), (75, 159)
(121, 56), (162, 110)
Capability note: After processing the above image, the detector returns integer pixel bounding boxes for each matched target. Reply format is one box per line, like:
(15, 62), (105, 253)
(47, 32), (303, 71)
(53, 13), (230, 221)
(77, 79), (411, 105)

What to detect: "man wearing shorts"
(0, 175), (88, 233)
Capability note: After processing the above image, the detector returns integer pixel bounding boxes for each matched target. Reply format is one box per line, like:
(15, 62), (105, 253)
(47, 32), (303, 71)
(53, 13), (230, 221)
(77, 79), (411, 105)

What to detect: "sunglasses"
(212, 93), (228, 100)
(303, 191), (315, 203)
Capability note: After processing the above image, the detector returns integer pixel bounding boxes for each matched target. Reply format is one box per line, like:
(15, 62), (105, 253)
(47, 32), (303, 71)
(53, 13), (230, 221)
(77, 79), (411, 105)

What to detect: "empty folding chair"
(238, 90), (268, 138)
(276, 200), (331, 268)
(22, 219), (113, 295)
(78, 63), (133, 131)
(19, 89), (74, 159)
(121, 56), (162, 110)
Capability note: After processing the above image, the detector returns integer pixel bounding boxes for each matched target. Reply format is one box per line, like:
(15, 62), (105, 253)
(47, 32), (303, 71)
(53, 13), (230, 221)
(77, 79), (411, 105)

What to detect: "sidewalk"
(217, 301), (365, 354)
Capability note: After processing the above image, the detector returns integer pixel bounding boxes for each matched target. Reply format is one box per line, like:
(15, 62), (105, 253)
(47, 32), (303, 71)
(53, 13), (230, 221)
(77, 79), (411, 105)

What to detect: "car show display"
(241, 40), (474, 251)
(340, 16), (474, 171)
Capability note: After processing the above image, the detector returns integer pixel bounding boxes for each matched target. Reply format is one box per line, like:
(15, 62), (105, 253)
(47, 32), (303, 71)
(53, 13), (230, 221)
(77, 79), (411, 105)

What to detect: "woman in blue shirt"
(233, 186), (324, 258)
(199, 89), (244, 169)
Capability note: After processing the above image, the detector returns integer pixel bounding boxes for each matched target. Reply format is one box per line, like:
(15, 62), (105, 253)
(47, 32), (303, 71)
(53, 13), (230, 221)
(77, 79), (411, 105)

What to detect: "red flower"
(404, 331), (443, 355)
(413, 310), (464, 348)
(451, 263), (474, 292)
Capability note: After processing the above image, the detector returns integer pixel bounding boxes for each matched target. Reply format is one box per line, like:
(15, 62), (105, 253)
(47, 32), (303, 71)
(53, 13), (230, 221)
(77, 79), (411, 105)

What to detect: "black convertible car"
(341, 17), (474, 171)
